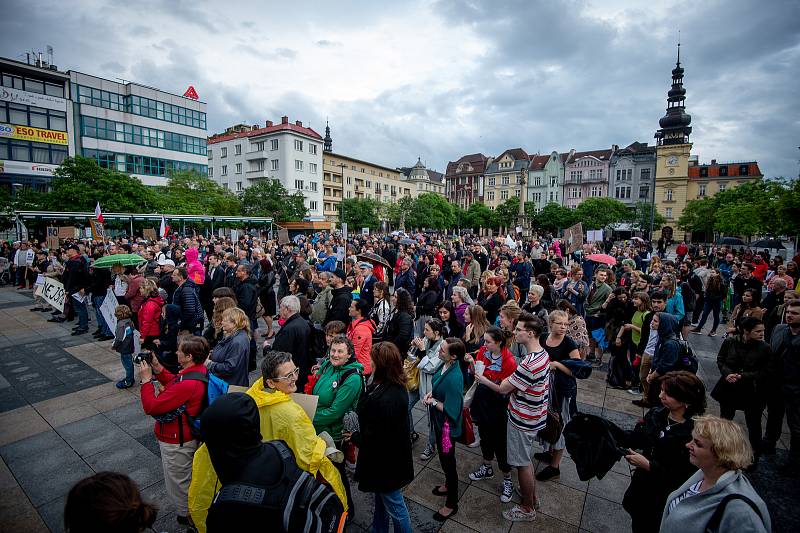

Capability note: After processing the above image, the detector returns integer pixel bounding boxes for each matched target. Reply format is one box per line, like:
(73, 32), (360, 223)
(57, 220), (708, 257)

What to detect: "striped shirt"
(507, 349), (550, 433)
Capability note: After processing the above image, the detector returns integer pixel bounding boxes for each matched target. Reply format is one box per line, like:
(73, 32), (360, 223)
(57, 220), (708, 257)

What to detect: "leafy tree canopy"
(239, 178), (307, 221)
(573, 197), (630, 230)
(628, 201), (666, 235)
(158, 170), (240, 215)
(340, 197), (380, 230)
(408, 193), (454, 230)
(462, 202), (497, 230)
(494, 196), (520, 228)
(530, 202), (576, 234)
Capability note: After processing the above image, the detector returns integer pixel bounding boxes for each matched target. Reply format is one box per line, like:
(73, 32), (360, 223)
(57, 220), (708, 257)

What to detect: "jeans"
(72, 295), (89, 330)
(371, 489), (412, 533)
(92, 295), (113, 336)
(408, 389), (435, 449)
(696, 297), (722, 331)
(120, 353), (134, 383)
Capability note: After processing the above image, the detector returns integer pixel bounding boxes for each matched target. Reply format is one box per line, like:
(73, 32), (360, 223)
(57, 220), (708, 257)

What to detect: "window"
(719, 166), (728, 176)
(223, 183), (229, 189)
(253, 141), (264, 151)
(616, 169), (621, 181)
(208, 149), (213, 159)
(310, 201), (318, 210)
(295, 160), (303, 171)
(295, 179), (304, 190)
(591, 186), (602, 197)
(270, 159), (279, 170)
(488, 177), (496, 186)
(718, 183), (727, 192)
(235, 163), (242, 174)
(665, 188), (673, 201)
(310, 182), (318, 192)
(487, 191), (495, 200)
(208, 167), (213, 178)
(698, 184), (706, 197)
(309, 144), (317, 155)
(549, 191), (556, 202)
(309, 163), (317, 174)
(502, 176), (510, 186)
(665, 207), (673, 218)
(221, 165), (228, 176)
(534, 176), (542, 186)
(699, 167), (708, 177)
(501, 190), (509, 200)
(220, 147), (227, 158)
(640, 168), (651, 181)
(639, 186), (650, 199)
(235, 144), (242, 155)
(550, 176), (558, 187)
(739, 165), (749, 176)
(294, 139), (303, 151)
(236, 181), (243, 191)
(270, 139), (279, 150)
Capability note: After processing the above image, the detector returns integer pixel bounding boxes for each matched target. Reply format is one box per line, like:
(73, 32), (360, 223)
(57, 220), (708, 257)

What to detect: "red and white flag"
(94, 202), (104, 223)
(159, 215), (170, 239)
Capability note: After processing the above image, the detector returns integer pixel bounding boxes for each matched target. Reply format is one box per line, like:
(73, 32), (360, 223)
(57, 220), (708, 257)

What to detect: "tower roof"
(655, 43), (692, 146)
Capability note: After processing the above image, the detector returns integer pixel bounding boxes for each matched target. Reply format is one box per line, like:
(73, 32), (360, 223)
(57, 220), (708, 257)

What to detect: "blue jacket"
(172, 279), (204, 332)
(318, 254), (337, 272)
(208, 329), (251, 387)
(652, 313), (681, 375)
(395, 269), (417, 299)
(511, 260), (532, 290)
(666, 288), (685, 322)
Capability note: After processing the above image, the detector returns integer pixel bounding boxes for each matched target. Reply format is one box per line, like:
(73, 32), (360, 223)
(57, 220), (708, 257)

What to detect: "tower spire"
(655, 41), (692, 146)
(323, 120), (332, 152)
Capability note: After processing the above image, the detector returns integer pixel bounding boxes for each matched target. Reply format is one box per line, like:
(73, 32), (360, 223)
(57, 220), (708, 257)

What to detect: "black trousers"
(478, 411), (510, 473)
(764, 389), (785, 445)
(434, 429), (459, 509)
(720, 402), (764, 455)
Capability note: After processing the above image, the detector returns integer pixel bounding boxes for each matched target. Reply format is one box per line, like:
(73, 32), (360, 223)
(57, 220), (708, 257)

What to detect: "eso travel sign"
(0, 123), (68, 145)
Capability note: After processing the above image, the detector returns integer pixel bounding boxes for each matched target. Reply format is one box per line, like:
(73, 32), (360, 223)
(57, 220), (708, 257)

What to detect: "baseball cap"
(159, 259), (175, 267)
(332, 269), (346, 281)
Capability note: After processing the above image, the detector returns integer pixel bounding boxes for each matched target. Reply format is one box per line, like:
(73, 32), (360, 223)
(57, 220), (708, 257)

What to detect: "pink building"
(562, 148), (615, 208)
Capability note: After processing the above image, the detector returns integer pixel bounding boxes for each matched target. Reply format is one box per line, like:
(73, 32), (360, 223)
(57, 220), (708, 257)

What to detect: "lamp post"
(337, 163), (347, 235)
(516, 168), (528, 236)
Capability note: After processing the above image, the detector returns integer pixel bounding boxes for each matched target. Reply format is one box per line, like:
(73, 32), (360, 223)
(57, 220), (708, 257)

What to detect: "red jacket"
(140, 363), (207, 445)
(752, 260), (768, 282)
(139, 296), (164, 342)
(347, 317), (375, 374)
(125, 274), (145, 312)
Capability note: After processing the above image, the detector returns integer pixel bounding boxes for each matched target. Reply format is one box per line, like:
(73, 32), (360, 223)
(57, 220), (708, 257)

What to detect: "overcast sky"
(2, 0), (798, 178)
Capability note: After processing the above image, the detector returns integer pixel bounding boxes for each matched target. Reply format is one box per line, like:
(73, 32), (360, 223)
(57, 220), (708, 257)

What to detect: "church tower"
(323, 121), (333, 152)
(654, 43), (693, 242)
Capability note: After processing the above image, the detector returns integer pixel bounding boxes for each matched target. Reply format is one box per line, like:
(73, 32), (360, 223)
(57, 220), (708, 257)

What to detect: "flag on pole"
(159, 215), (170, 239)
(94, 202), (104, 223)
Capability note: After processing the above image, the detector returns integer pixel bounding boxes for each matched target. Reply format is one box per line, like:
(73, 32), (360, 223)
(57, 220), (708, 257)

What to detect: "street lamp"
(337, 163), (347, 236)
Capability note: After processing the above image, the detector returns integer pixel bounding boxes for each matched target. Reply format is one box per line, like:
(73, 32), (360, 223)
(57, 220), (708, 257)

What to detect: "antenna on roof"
(47, 45), (54, 65)
(677, 30), (681, 64)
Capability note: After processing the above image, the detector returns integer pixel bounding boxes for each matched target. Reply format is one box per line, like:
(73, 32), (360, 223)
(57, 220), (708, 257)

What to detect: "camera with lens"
(133, 351), (153, 365)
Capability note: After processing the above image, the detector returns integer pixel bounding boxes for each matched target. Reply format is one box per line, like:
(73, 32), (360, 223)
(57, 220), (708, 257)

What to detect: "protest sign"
(277, 228), (290, 245)
(40, 277), (65, 312)
(143, 228), (156, 240)
(336, 246), (346, 262)
(100, 287), (118, 332)
(89, 218), (105, 240)
(565, 222), (584, 253)
(46, 236), (59, 251)
(58, 226), (76, 239)
(361, 227), (369, 235)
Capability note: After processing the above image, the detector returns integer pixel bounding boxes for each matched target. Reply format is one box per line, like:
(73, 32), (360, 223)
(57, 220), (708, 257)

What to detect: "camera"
(133, 351), (153, 365)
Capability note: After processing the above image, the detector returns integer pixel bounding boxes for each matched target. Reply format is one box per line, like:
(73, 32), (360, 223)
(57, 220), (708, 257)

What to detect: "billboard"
(0, 123), (68, 145)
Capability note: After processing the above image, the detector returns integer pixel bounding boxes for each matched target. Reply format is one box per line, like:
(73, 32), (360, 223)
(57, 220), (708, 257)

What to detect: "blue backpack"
(177, 371), (229, 443)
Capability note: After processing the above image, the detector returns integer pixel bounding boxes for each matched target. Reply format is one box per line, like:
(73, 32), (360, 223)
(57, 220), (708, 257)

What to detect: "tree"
(239, 179), (307, 221)
(340, 198), (380, 230)
(628, 201), (666, 236)
(384, 196), (415, 229)
(158, 171), (240, 215)
(408, 193), (454, 230)
(530, 202), (576, 234)
(462, 203), (497, 230)
(44, 156), (158, 212)
(678, 197), (716, 235)
(494, 196), (520, 230)
(573, 198), (630, 229)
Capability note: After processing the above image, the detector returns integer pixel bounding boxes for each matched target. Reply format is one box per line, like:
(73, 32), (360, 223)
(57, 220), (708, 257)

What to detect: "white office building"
(207, 117), (324, 220)
(71, 71), (208, 186)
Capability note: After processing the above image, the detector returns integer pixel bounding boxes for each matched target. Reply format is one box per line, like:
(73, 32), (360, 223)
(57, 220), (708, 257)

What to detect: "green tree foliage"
(44, 156), (158, 212)
(530, 202), (576, 234)
(239, 179), (307, 221)
(628, 201), (666, 235)
(678, 197), (716, 235)
(462, 202), (497, 230)
(384, 196), (415, 229)
(494, 196), (520, 229)
(408, 193), (454, 230)
(158, 171), (240, 215)
(340, 197), (380, 230)
(573, 197), (630, 229)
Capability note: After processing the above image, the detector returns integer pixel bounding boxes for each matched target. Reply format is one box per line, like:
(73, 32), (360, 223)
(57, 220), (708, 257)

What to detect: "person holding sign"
(64, 244), (91, 336)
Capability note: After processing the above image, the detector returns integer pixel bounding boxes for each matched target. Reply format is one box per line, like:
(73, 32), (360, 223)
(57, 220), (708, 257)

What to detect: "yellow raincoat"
(188, 379), (348, 532)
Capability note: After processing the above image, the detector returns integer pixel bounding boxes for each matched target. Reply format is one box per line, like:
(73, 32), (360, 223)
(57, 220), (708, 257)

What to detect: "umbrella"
(399, 238), (415, 246)
(357, 252), (391, 269)
(631, 236), (645, 242)
(717, 237), (745, 246)
(750, 239), (785, 250)
(586, 253), (617, 266)
(92, 254), (147, 269)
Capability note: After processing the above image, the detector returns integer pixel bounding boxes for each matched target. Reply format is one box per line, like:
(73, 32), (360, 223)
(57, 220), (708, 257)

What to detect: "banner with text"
(0, 86), (67, 111)
(0, 123), (68, 145)
(565, 222), (584, 254)
(40, 277), (66, 312)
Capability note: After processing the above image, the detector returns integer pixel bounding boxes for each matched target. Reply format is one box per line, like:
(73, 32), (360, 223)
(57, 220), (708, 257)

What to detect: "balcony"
(245, 151), (267, 160)
(246, 168), (268, 179)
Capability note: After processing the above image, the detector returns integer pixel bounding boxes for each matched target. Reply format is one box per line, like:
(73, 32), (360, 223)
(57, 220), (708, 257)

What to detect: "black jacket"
(385, 310), (414, 355)
(89, 267), (112, 297)
(415, 288), (439, 317)
(564, 413), (628, 481)
(324, 286), (353, 326)
(64, 257), (89, 295)
(352, 382), (414, 493)
(172, 279), (204, 332)
(159, 271), (178, 302)
(271, 313), (311, 388)
(716, 336), (772, 400)
(235, 276), (259, 320)
(200, 265), (226, 304)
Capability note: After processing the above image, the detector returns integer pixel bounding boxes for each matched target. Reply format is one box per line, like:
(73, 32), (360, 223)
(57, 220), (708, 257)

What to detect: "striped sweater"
(507, 349), (550, 433)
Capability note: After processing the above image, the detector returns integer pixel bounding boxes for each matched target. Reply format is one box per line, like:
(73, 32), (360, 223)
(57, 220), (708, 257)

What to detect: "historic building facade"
(482, 148), (529, 209)
(562, 148), (614, 208)
(445, 153), (489, 209)
(608, 142), (656, 209)
(527, 150), (568, 210)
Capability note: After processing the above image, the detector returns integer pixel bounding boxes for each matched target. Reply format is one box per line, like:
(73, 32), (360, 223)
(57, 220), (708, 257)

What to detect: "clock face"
(667, 155), (679, 166)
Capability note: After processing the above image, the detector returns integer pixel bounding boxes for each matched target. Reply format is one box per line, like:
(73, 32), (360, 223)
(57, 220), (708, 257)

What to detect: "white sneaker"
(500, 478), (514, 503)
(503, 505), (536, 522)
(420, 444), (435, 461)
(469, 463), (494, 481)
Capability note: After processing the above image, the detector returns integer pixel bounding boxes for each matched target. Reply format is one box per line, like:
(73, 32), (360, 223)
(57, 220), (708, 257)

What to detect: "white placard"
(40, 277), (66, 312)
(362, 227), (369, 235)
(0, 160), (59, 176)
(100, 287), (118, 332)
(0, 86), (67, 111)
(336, 246), (346, 262)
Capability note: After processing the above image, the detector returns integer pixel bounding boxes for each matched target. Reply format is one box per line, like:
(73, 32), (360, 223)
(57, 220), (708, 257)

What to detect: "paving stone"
(35, 494), (66, 533)
(511, 512), (579, 532)
(56, 413), (138, 457)
(84, 441), (163, 489)
(587, 469), (629, 504)
(11, 453), (93, 507)
(403, 467), (468, 512)
(0, 405), (50, 447)
(0, 430), (71, 465)
(450, 484), (512, 533)
(104, 401), (153, 438)
(534, 479), (585, 527)
(580, 494), (631, 533)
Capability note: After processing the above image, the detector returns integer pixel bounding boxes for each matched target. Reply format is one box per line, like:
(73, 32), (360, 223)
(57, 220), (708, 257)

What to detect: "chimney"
(266, 120), (273, 127)
(281, 116), (289, 124)
(612, 144), (619, 152)
(711, 159), (717, 165)
(295, 120), (302, 127)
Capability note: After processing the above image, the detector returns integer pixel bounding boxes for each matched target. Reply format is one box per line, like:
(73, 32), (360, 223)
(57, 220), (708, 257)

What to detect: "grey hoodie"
(660, 469), (771, 533)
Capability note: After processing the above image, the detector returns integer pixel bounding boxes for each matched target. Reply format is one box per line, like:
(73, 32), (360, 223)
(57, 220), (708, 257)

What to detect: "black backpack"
(208, 440), (345, 533)
(675, 337), (699, 374)
(308, 322), (328, 360)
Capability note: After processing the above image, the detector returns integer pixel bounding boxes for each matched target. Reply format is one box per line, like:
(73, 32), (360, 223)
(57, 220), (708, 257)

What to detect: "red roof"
(208, 123), (322, 144)
(528, 154), (550, 171)
(688, 162), (762, 179)
(497, 148), (529, 161)
(446, 153), (489, 176)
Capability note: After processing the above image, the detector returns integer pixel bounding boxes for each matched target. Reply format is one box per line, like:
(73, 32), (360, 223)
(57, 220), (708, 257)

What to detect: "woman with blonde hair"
(206, 307), (251, 386)
(660, 416), (771, 533)
(203, 296), (237, 349)
(464, 304), (490, 354)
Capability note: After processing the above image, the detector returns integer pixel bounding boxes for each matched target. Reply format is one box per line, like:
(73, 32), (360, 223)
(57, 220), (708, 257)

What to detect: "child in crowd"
(111, 305), (136, 389)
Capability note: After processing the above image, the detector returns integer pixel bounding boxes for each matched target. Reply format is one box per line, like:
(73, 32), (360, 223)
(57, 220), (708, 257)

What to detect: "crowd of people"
(3, 231), (795, 532)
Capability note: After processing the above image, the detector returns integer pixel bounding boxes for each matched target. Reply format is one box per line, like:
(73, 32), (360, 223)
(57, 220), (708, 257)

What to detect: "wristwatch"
(431, 400), (439, 408)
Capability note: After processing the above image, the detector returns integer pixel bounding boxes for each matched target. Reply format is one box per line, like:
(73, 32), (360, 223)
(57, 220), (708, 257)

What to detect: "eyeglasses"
(272, 368), (300, 381)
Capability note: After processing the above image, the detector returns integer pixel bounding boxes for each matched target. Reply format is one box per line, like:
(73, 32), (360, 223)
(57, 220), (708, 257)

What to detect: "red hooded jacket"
(140, 363), (207, 445)
(185, 248), (205, 286)
(347, 317), (375, 374)
(138, 295), (164, 342)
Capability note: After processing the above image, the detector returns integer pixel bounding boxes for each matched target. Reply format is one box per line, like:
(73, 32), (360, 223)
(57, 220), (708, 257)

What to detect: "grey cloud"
(315, 40), (342, 48)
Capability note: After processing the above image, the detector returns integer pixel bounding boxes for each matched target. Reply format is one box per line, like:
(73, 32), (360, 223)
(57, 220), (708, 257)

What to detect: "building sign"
(0, 124), (68, 145)
(0, 160), (59, 175)
(183, 86), (199, 100)
(0, 86), (67, 112)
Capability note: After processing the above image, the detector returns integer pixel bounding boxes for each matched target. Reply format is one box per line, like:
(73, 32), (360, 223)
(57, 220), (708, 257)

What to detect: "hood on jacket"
(350, 317), (376, 334)
(657, 312), (679, 337)
(247, 378), (293, 408)
(201, 392), (262, 482)
(185, 247), (199, 263)
(146, 295), (165, 308)
(164, 303), (182, 326)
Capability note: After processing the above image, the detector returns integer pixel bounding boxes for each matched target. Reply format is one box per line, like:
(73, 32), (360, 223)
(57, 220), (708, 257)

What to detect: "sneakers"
(500, 478), (514, 503)
(503, 505), (536, 522)
(626, 387), (642, 395)
(116, 379), (134, 389)
(469, 463), (494, 481)
(535, 465), (560, 482)
(690, 327), (702, 334)
(533, 451), (552, 462)
(420, 444), (436, 461)
(708, 330), (717, 337)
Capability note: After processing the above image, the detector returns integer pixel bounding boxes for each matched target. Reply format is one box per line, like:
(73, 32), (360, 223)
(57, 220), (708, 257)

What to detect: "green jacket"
(585, 282), (611, 316)
(431, 363), (464, 438)
(312, 358), (364, 440)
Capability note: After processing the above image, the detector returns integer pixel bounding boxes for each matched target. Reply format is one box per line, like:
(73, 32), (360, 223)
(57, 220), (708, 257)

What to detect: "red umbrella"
(586, 253), (617, 266)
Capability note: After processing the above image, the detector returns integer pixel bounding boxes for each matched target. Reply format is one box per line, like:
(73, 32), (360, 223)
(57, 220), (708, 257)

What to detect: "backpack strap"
(179, 371), (209, 384)
(705, 493), (763, 532)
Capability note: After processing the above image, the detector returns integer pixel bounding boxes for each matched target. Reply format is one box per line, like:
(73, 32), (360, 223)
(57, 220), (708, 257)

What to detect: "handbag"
(710, 376), (754, 410)
(463, 379), (478, 408)
(537, 375), (564, 445)
(403, 357), (420, 392)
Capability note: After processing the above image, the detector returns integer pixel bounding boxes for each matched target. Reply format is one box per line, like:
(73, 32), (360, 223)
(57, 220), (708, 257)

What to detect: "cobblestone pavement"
(0, 286), (795, 532)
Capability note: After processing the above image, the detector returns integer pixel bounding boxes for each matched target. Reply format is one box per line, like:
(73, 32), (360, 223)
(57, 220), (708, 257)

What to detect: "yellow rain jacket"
(188, 379), (347, 532)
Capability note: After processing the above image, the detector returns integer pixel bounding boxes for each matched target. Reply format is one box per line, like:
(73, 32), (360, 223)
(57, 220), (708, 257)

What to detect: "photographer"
(139, 336), (209, 530)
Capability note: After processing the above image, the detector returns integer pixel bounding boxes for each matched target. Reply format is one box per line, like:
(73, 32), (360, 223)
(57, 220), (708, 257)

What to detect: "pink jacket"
(185, 248), (205, 286)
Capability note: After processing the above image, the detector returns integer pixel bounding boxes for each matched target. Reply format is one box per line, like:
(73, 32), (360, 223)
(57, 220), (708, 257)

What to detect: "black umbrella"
(750, 239), (785, 250)
(357, 252), (391, 269)
(717, 237), (745, 246)
(399, 238), (415, 246)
